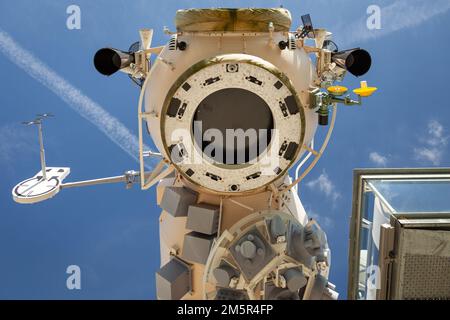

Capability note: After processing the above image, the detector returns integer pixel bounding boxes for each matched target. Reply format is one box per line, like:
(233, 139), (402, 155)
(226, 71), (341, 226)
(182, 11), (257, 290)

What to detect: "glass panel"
(369, 179), (450, 213)
(357, 184), (393, 300)
(350, 170), (450, 300)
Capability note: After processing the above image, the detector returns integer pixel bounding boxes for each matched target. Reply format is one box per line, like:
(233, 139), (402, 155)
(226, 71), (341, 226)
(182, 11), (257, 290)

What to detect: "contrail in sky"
(0, 27), (154, 166)
(335, 0), (450, 46)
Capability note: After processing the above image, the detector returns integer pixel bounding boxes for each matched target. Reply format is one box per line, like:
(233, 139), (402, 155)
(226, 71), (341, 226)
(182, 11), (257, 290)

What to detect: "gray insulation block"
(160, 186), (198, 217)
(182, 231), (215, 264)
(155, 258), (190, 300)
(186, 204), (219, 235)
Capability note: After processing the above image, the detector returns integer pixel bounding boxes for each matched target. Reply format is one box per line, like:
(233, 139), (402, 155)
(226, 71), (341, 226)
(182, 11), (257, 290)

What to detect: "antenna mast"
(36, 120), (47, 180)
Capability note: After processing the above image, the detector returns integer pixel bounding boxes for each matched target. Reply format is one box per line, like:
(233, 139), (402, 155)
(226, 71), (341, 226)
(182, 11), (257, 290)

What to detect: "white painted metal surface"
(12, 167), (70, 204)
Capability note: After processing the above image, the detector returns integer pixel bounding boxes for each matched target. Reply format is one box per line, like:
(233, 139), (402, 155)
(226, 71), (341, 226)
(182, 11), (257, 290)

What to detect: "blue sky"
(0, 0), (449, 299)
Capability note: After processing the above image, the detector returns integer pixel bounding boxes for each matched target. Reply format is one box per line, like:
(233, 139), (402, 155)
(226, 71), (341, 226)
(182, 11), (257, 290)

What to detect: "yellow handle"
(327, 85), (348, 96)
(353, 80), (377, 97)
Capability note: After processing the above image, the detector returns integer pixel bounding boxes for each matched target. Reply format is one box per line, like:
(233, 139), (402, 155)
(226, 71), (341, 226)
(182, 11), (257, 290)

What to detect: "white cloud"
(369, 152), (388, 167)
(0, 124), (35, 164)
(414, 120), (448, 165)
(414, 147), (441, 165)
(305, 170), (340, 203)
(0, 28), (156, 167)
(426, 120), (448, 147)
(337, 0), (450, 46)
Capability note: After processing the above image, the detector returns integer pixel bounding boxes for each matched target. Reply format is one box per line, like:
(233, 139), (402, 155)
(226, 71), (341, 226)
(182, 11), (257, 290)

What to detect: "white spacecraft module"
(13, 8), (377, 300)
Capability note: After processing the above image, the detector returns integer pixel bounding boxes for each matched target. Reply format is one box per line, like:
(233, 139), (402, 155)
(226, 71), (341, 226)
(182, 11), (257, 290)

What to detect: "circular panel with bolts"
(161, 54), (305, 194)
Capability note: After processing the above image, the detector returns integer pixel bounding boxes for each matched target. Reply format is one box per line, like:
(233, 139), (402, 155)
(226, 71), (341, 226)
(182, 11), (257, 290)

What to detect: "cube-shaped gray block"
(160, 186), (198, 217)
(186, 204), (219, 235)
(213, 264), (239, 287)
(155, 258), (190, 300)
(182, 232), (215, 264)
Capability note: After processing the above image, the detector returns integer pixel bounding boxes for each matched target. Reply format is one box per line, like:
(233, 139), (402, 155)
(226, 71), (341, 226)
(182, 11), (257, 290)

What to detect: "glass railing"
(347, 168), (450, 300)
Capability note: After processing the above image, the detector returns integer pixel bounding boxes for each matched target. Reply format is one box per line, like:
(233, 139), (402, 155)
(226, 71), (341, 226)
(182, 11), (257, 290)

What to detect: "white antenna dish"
(13, 114), (71, 204)
(12, 167), (70, 204)
(12, 112), (169, 204)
